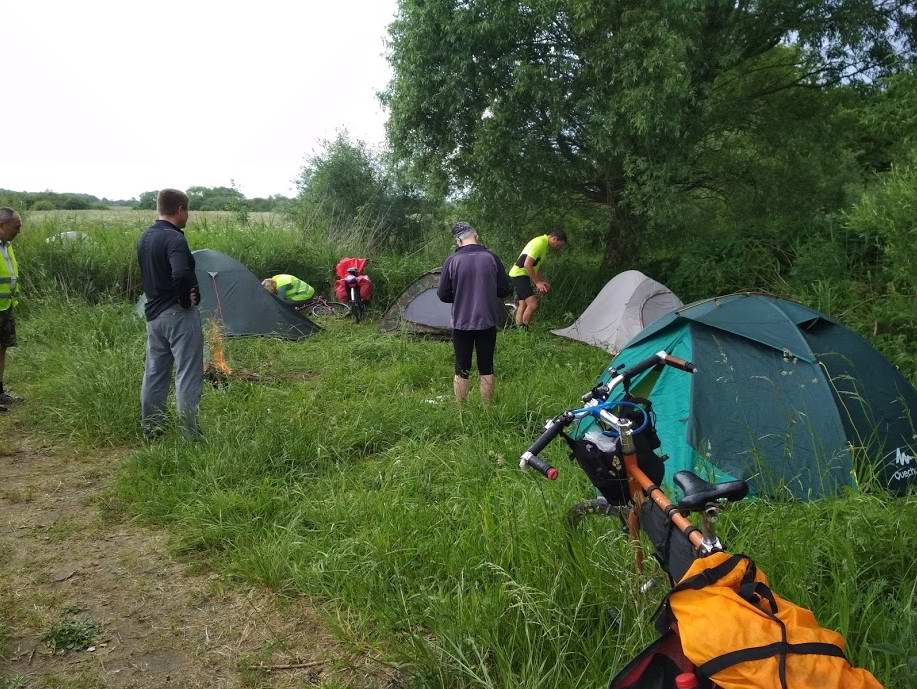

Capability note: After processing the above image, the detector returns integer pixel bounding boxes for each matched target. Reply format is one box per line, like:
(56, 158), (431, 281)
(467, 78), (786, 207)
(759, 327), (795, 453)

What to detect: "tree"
(384, 0), (916, 264)
(297, 132), (386, 221)
(295, 132), (439, 245)
(136, 191), (158, 210)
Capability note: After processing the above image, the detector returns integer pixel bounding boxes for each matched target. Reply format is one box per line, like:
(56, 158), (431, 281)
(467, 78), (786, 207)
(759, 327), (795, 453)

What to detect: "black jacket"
(137, 220), (199, 321)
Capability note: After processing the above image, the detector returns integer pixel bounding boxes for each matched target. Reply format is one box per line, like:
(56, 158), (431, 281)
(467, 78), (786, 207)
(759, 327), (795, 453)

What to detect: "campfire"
(206, 319), (232, 375)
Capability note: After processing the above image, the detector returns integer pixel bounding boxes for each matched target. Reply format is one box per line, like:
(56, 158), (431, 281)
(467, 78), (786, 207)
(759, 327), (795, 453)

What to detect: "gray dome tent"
(136, 249), (319, 340)
(380, 268), (512, 337)
(552, 270), (682, 353)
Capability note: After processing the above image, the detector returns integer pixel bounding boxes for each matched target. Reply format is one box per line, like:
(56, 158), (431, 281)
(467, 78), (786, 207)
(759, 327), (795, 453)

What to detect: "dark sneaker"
(142, 427), (164, 442)
(0, 391), (23, 405)
(0, 403), (7, 413)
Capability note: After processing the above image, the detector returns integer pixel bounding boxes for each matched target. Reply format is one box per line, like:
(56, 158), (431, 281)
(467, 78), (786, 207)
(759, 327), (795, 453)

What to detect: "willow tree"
(384, 1), (915, 263)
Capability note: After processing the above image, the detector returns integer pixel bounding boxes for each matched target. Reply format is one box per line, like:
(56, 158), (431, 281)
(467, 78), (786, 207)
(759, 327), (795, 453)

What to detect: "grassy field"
(3, 212), (916, 688)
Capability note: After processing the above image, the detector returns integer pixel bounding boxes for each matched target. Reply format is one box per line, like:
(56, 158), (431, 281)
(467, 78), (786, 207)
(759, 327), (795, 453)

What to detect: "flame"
(206, 319), (232, 375)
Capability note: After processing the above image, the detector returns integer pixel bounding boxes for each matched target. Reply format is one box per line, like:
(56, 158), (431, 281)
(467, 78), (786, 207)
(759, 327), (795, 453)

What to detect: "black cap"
(452, 221), (475, 238)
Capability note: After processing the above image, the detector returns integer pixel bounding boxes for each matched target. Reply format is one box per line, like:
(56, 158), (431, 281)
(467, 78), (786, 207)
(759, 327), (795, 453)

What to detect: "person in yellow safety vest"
(0, 208), (23, 413)
(261, 274), (316, 305)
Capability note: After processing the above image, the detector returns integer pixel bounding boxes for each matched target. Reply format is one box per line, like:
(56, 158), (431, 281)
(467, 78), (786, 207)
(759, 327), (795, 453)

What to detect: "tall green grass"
(4, 298), (915, 689)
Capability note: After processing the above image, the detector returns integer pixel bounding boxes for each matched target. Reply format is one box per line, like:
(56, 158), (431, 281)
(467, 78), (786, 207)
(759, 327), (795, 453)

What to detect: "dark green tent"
(380, 268), (512, 337)
(579, 294), (917, 498)
(136, 249), (319, 340)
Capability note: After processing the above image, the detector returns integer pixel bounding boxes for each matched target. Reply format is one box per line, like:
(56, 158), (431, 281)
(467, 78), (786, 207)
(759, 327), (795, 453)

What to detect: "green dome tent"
(136, 249), (319, 340)
(580, 293), (917, 499)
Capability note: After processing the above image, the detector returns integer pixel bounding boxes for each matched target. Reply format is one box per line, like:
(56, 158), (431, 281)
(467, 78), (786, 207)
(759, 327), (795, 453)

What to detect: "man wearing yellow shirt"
(508, 229), (567, 329)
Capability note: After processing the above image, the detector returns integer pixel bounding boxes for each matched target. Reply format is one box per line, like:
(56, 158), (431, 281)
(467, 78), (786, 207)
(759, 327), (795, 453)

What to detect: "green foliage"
(42, 614), (100, 654)
(294, 131), (443, 248)
(844, 161), (917, 293)
(134, 187), (292, 213)
(384, 1), (916, 259)
(0, 188), (121, 211)
(135, 190), (157, 210)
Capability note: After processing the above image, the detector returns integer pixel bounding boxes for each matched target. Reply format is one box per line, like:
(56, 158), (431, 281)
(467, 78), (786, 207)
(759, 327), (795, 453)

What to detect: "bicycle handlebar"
(520, 453), (558, 480)
(519, 351), (697, 479)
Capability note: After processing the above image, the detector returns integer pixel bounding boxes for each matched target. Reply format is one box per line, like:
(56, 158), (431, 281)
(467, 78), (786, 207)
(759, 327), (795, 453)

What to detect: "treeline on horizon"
(0, 186), (293, 213)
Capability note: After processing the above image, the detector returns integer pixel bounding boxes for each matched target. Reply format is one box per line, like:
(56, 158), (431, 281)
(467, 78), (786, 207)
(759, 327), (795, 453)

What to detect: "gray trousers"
(140, 305), (204, 437)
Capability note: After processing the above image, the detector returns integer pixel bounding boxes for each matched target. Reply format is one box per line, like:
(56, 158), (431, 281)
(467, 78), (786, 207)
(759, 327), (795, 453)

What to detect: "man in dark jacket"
(437, 222), (513, 404)
(137, 189), (203, 439)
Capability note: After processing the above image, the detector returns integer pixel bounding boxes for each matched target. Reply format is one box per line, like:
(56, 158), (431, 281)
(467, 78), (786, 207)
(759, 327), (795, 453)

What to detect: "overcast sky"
(1, 0), (398, 200)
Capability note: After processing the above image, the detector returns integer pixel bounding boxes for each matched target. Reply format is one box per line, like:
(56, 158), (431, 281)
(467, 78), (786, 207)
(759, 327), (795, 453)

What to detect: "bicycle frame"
(519, 351), (735, 579)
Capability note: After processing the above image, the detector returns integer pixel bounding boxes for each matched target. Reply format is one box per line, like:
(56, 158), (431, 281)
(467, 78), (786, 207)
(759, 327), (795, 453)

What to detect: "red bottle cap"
(675, 672), (698, 689)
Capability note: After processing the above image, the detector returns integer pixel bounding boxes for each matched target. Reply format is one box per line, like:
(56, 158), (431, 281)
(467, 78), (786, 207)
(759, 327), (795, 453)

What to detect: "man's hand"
(536, 281), (550, 294)
(190, 287), (200, 306)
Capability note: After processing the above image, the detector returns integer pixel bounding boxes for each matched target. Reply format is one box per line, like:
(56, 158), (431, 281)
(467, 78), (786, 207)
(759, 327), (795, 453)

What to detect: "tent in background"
(380, 269), (512, 337)
(552, 270), (682, 353)
(136, 249), (319, 340)
(577, 293), (917, 499)
(380, 270), (452, 337)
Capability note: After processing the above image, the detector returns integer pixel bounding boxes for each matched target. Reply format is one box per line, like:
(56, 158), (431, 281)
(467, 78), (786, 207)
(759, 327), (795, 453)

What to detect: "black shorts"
(453, 327), (497, 378)
(512, 276), (534, 300)
(0, 308), (15, 348)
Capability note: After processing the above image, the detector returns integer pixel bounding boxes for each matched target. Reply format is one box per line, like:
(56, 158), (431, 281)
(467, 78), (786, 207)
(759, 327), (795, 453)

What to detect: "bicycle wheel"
(310, 302), (332, 318)
(323, 301), (351, 318)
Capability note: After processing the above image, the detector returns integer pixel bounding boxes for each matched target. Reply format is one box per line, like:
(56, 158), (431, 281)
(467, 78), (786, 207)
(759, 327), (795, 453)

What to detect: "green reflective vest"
(272, 274), (315, 303)
(0, 242), (18, 311)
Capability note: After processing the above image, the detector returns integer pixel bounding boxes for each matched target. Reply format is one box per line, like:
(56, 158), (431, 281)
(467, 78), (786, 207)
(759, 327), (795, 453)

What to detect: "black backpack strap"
(699, 642), (848, 680)
(671, 554), (746, 593)
(741, 580), (779, 614)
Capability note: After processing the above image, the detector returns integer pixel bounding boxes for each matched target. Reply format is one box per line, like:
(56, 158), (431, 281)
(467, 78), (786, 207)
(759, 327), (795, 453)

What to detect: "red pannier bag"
(335, 257), (368, 279)
(335, 274), (373, 303)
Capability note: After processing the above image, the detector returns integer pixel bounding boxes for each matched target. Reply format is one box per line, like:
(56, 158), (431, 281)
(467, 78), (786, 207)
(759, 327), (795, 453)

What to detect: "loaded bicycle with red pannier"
(334, 257), (373, 322)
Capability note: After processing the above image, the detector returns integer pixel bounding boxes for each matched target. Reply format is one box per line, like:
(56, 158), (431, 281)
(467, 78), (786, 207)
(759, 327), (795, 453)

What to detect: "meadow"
(3, 211), (915, 688)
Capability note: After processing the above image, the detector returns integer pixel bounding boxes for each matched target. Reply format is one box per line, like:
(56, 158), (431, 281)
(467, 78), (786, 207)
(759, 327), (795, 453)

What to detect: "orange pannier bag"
(665, 551), (883, 689)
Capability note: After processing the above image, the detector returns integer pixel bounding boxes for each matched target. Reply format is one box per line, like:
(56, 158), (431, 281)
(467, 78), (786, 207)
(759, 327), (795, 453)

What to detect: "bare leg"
(480, 375), (494, 404)
(514, 300), (526, 326)
(522, 296), (539, 326)
(454, 375), (470, 403)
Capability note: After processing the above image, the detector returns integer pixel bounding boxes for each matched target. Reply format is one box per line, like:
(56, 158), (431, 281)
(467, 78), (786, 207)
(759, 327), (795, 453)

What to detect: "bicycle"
(296, 294), (351, 319)
(343, 270), (365, 322)
(519, 351), (747, 584)
(518, 351), (882, 689)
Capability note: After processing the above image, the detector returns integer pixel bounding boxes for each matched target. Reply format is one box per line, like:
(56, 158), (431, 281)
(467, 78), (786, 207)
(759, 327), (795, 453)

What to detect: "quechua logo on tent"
(888, 445), (916, 483)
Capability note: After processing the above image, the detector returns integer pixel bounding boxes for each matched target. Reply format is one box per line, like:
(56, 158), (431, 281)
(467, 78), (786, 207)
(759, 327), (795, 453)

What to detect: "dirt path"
(0, 433), (395, 689)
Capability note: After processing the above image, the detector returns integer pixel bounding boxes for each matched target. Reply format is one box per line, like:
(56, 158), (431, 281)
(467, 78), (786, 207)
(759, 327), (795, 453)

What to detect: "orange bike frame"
(623, 448), (706, 551)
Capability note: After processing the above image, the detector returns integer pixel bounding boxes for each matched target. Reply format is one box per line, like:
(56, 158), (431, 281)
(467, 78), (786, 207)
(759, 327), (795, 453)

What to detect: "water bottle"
(675, 672), (699, 689)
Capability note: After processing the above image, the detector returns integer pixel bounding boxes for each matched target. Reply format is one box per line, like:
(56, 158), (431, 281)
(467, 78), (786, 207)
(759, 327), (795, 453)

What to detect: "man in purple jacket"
(437, 222), (513, 404)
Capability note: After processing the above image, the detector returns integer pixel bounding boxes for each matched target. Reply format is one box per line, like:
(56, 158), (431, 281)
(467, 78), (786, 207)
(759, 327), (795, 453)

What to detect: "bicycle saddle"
(674, 470), (749, 511)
